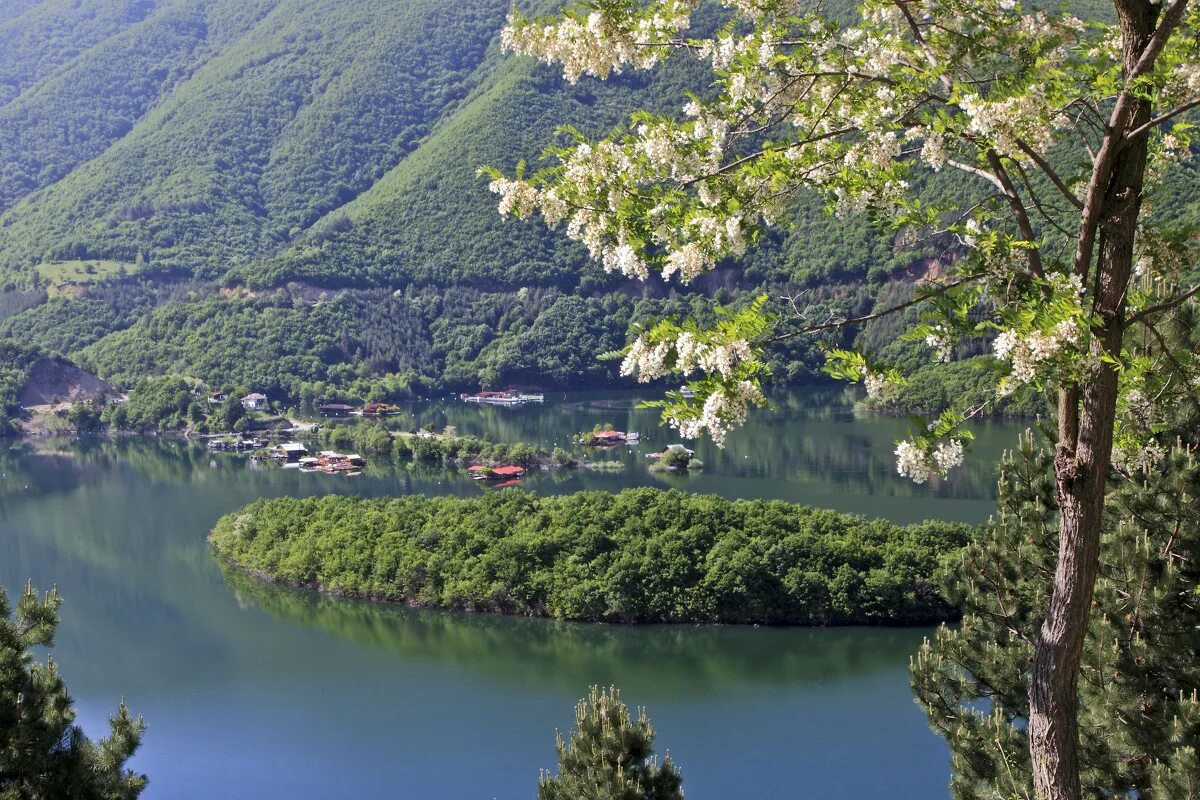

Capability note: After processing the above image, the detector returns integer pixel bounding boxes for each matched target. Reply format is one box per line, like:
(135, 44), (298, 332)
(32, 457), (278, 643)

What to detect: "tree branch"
(1126, 282), (1200, 325)
(1014, 140), (1084, 210)
(1122, 97), (1200, 146)
(1072, 0), (1191, 281)
(985, 150), (1047, 279)
(769, 277), (974, 341)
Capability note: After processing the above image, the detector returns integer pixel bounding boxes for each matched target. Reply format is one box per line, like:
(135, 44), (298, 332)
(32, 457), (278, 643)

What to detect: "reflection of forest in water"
(0, 392), (962, 800)
(0, 387), (1029, 525)
(219, 564), (931, 699)
(1, 438), (935, 700)
(379, 388), (1026, 503)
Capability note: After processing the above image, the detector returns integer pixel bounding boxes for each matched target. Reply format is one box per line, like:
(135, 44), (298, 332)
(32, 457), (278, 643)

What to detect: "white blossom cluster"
(488, 177), (537, 218)
(907, 127), (949, 171)
(959, 85), (1062, 157)
(924, 324), (954, 362)
(864, 371), (899, 402)
(895, 438), (965, 483)
(993, 318), (1079, 394)
(491, 0), (1134, 463)
(1162, 60), (1200, 107)
(669, 380), (766, 446)
(620, 331), (753, 381)
(1111, 440), (1166, 474)
(500, 2), (697, 83)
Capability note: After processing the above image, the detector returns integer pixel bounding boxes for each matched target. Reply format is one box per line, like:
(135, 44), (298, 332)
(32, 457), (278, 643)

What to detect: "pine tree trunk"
(1026, 3), (1159, 797)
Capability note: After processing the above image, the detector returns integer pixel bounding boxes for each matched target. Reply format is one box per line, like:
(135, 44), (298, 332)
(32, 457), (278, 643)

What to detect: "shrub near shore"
(210, 488), (970, 625)
(311, 423), (575, 469)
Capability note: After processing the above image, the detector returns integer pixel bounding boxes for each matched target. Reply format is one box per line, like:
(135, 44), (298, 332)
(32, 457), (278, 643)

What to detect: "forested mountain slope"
(0, 0), (1192, 423)
(0, 0), (909, 290)
(0, 0), (515, 277)
(0, 0), (281, 213)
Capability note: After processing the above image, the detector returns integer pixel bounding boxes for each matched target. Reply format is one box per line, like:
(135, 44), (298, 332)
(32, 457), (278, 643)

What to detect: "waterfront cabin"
(592, 430), (627, 444)
(319, 403), (354, 417)
(241, 392), (268, 411)
(361, 402), (391, 415)
(491, 465), (526, 479)
(467, 464), (526, 481)
(299, 451), (365, 474)
(648, 444), (695, 459)
(271, 442), (308, 462)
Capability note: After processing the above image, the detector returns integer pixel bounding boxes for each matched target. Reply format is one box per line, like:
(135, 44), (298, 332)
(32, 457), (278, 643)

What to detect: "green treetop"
(538, 686), (684, 800)
(0, 583), (147, 799)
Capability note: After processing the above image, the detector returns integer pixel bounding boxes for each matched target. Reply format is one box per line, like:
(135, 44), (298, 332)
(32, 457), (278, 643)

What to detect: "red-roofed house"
(469, 464), (526, 480)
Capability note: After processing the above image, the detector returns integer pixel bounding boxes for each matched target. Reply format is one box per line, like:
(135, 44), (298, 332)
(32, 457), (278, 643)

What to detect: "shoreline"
(208, 490), (972, 629)
(211, 548), (961, 630)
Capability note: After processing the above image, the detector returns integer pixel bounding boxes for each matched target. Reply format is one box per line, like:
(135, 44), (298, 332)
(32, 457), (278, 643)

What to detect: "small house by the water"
(271, 442), (308, 462)
(468, 464), (526, 481)
(319, 403), (354, 417)
(298, 451), (365, 474)
(241, 392), (268, 411)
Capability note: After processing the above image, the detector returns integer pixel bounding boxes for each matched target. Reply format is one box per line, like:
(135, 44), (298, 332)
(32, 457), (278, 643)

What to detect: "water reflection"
(0, 390), (969, 799)
(219, 564), (931, 698)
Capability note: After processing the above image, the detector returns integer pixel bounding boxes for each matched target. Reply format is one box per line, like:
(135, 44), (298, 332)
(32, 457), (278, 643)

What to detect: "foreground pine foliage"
(912, 434), (1200, 798)
(538, 687), (684, 800)
(0, 584), (146, 799)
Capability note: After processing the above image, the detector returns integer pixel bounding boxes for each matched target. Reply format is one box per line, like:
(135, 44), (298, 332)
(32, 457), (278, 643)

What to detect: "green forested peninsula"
(209, 488), (970, 625)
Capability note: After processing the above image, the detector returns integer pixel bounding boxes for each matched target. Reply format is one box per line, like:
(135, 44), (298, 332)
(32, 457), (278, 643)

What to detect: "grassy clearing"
(36, 260), (135, 295)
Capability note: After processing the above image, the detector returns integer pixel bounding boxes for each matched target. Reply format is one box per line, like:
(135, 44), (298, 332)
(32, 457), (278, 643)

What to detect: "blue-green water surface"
(0, 390), (1029, 798)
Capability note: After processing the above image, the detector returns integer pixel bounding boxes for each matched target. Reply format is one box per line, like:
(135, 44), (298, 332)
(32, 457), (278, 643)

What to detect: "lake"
(0, 390), (1030, 799)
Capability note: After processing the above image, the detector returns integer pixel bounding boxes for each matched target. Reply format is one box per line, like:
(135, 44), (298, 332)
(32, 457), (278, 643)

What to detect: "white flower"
(993, 330), (1019, 361)
(667, 380), (766, 446)
(895, 439), (936, 484)
(933, 439), (964, 472)
(620, 335), (672, 381)
(864, 372), (898, 402)
(488, 178), (537, 217)
(1111, 440), (1166, 473)
(661, 241), (713, 283)
(924, 325), (954, 362)
(992, 319), (1079, 390)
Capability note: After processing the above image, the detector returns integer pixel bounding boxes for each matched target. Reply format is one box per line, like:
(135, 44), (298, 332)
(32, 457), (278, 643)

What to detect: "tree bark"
(1027, 3), (1159, 798)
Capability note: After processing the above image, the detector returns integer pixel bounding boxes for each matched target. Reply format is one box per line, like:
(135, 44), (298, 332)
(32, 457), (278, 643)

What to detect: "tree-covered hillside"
(0, 0), (1192, 414)
(0, 0), (904, 291)
(0, 0), (516, 277)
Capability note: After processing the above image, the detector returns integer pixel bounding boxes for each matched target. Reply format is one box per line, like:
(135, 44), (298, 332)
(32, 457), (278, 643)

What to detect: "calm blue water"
(0, 390), (1027, 798)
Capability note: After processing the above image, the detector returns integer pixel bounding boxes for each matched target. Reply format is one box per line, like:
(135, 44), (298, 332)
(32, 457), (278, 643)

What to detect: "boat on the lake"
(647, 444), (695, 459)
(460, 390), (544, 406)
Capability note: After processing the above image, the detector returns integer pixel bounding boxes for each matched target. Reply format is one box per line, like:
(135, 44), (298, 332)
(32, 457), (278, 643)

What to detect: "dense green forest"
(210, 488), (970, 624)
(0, 340), (42, 433)
(0, 0), (1192, 419)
